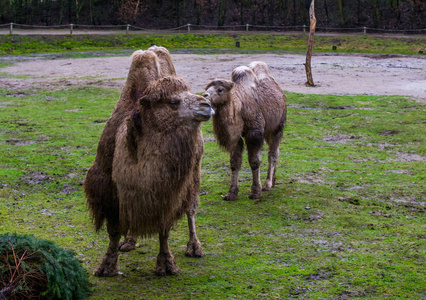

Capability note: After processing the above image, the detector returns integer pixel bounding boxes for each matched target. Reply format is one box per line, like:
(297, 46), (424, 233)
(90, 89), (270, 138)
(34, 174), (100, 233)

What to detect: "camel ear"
(225, 81), (234, 90)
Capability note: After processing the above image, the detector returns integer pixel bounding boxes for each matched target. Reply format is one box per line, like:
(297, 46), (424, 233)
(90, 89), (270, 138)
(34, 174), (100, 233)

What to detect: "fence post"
(187, 24), (190, 33)
(303, 25), (306, 33)
(9, 22), (13, 34)
(246, 24), (249, 32)
(70, 24), (73, 35)
(126, 24), (130, 34)
(363, 26), (367, 35)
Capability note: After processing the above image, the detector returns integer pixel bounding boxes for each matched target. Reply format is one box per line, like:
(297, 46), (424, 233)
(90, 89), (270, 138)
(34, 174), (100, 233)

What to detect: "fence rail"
(1, 22), (425, 35)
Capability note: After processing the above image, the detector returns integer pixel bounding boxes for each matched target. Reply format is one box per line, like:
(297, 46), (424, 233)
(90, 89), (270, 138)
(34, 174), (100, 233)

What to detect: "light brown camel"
(84, 49), (213, 276)
(203, 61), (286, 201)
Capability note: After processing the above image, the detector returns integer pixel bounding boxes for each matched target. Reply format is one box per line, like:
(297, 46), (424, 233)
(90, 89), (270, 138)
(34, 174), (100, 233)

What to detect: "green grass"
(0, 86), (424, 299)
(0, 33), (425, 56)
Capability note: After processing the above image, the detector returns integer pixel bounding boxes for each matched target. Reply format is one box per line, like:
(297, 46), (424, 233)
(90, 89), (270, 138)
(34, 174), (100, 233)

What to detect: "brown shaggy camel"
(117, 46), (177, 252)
(203, 61), (286, 201)
(84, 48), (213, 276)
(83, 45), (175, 253)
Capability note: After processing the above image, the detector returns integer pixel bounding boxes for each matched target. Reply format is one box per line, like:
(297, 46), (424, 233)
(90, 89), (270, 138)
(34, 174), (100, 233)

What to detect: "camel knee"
(249, 158), (261, 171)
(245, 130), (264, 149)
(248, 150), (262, 170)
(268, 151), (279, 163)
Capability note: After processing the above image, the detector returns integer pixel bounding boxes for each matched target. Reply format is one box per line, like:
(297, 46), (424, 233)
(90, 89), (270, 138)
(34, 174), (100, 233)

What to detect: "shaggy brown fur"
(84, 46), (176, 252)
(84, 48), (212, 276)
(203, 61), (287, 201)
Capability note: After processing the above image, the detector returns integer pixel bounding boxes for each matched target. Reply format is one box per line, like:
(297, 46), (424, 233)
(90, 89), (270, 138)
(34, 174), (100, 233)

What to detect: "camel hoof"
(155, 253), (179, 276)
(93, 265), (118, 277)
(118, 239), (136, 252)
(223, 186), (238, 201)
(223, 193), (237, 201)
(262, 180), (273, 191)
(248, 192), (262, 199)
(185, 240), (203, 258)
(262, 186), (272, 192)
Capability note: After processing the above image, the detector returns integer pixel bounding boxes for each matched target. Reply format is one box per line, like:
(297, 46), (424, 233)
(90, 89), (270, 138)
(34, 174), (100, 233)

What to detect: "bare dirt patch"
(323, 134), (362, 144)
(1, 52), (425, 100)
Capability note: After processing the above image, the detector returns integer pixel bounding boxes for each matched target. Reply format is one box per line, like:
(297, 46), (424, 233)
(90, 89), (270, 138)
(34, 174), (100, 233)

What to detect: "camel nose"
(203, 93), (209, 98)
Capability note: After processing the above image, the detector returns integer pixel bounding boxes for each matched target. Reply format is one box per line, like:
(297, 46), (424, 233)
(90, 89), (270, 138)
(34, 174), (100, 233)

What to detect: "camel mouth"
(194, 105), (213, 121)
(194, 110), (213, 121)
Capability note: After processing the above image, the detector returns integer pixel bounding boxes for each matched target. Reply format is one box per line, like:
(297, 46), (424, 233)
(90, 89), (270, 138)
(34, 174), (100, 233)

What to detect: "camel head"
(203, 79), (234, 110)
(140, 76), (213, 130)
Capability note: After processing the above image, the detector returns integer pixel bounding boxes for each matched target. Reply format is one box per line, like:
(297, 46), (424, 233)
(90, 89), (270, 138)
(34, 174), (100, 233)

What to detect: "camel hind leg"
(246, 130), (264, 199)
(263, 125), (284, 191)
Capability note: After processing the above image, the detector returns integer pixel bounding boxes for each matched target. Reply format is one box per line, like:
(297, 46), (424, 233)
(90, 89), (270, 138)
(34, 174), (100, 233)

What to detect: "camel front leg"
(185, 196), (203, 257)
(223, 137), (244, 201)
(246, 130), (264, 199)
(94, 220), (121, 277)
(155, 229), (179, 276)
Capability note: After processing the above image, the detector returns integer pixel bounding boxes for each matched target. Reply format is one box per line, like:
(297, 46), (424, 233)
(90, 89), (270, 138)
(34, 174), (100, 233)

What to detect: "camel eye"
(218, 88), (223, 93)
(169, 99), (181, 107)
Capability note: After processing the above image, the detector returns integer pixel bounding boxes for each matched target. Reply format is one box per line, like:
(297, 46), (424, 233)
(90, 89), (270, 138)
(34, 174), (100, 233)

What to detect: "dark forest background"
(1, 0), (425, 30)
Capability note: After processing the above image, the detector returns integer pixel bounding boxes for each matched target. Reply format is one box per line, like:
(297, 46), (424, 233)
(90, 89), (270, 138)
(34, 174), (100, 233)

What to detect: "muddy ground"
(1, 52), (425, 100)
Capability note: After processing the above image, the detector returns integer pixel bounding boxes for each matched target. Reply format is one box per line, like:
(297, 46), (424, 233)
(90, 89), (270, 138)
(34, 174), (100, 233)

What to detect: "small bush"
(0, 233), (90, 300)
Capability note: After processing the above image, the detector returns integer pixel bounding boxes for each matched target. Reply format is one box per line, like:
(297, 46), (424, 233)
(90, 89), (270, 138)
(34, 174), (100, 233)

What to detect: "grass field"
(0, 84), (425, 298)
(0, 32), (425, 56)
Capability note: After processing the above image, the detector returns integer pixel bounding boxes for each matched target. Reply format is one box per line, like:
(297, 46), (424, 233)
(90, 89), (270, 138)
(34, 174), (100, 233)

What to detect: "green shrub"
(0, 233), (90, 299)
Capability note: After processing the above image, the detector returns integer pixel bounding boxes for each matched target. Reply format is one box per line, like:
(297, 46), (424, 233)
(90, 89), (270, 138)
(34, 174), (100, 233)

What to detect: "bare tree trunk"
(337, 0), (345, 26)
(133, 0), (141, 23)
(372, 0), (381, 26)
(305, 0), (316, 87)
(323, 0), (329, 22)
(196, 0), (201, 25)
(89, 0), (93, 24)
(218, 0), (227, 26)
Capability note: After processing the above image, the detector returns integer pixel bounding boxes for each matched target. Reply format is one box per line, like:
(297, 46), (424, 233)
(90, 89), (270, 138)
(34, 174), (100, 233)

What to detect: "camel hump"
(140, 76), (190, 104)
(148, 45), (177, 76)
(231, 66), (257, 86)
(148, 45), (170, 54)
(248, 61), (272, 80)
(130, 49), (159, 70)
(127, 50), (162, 91)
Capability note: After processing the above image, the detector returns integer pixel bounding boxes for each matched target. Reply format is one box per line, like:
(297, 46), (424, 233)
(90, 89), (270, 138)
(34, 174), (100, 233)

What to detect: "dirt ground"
(1, 52), (425, 100)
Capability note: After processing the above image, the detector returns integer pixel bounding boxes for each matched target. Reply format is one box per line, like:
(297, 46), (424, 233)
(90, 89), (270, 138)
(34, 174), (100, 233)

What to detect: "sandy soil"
(1, 52), (425, 100)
